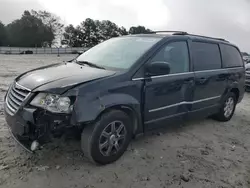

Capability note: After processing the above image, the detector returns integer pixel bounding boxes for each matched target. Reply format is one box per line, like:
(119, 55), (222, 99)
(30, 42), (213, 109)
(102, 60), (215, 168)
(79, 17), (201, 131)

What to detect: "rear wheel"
(214, 92), (237, 122)
(81, 110), (132, 165)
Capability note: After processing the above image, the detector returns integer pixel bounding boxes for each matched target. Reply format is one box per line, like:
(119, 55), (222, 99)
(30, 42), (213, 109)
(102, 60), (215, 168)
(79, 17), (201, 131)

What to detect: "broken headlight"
(30, 93), (73, 113)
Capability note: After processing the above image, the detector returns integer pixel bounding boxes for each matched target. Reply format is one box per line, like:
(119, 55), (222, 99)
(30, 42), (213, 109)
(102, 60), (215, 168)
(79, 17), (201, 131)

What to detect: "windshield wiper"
(75, 60), (105, 70)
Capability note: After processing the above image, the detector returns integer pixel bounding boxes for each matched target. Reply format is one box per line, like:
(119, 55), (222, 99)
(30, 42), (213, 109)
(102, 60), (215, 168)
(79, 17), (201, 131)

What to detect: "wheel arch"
(73, 93), (143, 136)
(95, 104), (143, 136)
(230, 88), (239, 102)
(222, 81), (241, 103)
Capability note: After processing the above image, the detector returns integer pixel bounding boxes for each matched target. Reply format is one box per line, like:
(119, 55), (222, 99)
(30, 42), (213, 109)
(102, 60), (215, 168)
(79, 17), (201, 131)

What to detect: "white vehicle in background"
(245, 62), (250, 91)
(243, 55), (250, 64)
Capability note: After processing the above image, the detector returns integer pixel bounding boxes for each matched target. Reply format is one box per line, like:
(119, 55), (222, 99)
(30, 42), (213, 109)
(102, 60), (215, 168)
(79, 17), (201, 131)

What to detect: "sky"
(0, 0), (250, 51)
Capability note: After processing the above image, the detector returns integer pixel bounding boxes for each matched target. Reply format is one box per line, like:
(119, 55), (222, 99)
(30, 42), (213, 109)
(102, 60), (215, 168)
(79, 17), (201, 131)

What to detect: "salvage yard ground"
(0, 55), (250, 188)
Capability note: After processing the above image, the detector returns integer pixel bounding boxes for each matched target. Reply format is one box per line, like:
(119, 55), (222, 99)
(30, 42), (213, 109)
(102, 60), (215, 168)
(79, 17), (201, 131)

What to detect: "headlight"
(30, 93), (72, 113)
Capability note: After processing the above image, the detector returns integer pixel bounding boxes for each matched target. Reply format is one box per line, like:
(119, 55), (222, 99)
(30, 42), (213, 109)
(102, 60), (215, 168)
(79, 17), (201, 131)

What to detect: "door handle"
(199, 78), (207, 81)
(184, 79), (194, 84)
(197, 77), (207, 84)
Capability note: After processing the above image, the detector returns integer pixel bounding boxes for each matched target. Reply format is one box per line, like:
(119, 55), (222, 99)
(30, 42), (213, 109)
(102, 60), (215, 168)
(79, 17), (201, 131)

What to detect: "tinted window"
(76, 37), (161, 69)
(150, 41), (189, 74)
(192, 42), (221, 71)
(220, 44), (243, 68)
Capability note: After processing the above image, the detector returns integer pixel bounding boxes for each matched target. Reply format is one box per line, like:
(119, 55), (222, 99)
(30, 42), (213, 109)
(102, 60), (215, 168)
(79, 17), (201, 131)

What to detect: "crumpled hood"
(16, 62), (115, 94)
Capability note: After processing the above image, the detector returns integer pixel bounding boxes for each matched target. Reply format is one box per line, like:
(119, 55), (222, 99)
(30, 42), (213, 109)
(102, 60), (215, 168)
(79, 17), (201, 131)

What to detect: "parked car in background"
(4, 31), (245, 165)
(245, 62), (250, 91)
(243, 56), (250, 65)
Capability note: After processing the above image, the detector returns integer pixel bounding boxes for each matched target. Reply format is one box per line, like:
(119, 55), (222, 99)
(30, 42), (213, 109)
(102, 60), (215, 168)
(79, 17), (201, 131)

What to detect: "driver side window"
(151, 41), (190, 74)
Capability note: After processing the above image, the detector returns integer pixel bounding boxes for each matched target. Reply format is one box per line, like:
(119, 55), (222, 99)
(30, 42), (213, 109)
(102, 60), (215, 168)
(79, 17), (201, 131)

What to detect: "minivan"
(4, 31), (245, 165)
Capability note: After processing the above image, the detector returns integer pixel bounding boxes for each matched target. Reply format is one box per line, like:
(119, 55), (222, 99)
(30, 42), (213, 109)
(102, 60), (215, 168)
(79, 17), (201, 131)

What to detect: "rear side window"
(220, 44), (243, 68)
(192, 42), (222, 71)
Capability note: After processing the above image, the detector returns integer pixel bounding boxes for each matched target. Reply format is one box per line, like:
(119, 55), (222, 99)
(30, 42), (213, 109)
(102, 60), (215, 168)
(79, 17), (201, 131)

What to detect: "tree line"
(0, 10), (152, 48)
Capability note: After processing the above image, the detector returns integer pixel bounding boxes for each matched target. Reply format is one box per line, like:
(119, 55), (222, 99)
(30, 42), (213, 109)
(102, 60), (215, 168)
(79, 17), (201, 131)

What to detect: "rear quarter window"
(192, 42), (222, 71)
(220, 44), (243, 68)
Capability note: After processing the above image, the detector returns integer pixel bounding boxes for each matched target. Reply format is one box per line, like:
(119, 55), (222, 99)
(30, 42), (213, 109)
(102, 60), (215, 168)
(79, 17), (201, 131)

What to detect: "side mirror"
(146, 61), (170, 76)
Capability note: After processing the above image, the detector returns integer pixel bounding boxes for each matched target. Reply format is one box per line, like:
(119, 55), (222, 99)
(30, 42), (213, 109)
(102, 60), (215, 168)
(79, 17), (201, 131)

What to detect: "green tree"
(129, 26), (152, 34)
(31, 10), (64, 46)
(119, 26), (128, 36)
(0, 21), (7, 46)
(63, 19), (129, 47)
(63, 24), (84, 47)
(80, 18), (100, 47)
(97, 20), (128, 41)
(6, 11), (54, 47)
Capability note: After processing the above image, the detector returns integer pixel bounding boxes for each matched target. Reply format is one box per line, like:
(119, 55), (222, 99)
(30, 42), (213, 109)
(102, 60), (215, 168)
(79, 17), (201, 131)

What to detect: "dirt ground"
(0, 54), (250, 188)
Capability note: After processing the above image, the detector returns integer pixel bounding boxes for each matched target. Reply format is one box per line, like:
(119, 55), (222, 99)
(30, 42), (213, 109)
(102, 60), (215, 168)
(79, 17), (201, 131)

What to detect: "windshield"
(76, 37), (161, 69)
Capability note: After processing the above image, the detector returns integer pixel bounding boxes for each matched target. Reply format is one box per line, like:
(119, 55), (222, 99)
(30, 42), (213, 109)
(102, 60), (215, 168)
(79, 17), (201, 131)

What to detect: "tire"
(81, 110), (132, 165)
(214, 92), (237, 122)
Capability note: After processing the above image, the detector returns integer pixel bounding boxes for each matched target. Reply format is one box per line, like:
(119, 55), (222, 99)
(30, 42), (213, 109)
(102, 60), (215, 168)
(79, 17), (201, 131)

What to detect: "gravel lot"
(0, 55), (250, 188)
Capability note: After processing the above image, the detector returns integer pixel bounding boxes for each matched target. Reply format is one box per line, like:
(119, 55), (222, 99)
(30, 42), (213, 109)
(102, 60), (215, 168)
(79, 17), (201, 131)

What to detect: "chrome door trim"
(149, 95), (221, 113)
(132, 67), (244, 81)
(151, 72), (193, 79)
(149, 101), (186, 112)
(132, 72), (192, 81)
(145, 112), (186, 124)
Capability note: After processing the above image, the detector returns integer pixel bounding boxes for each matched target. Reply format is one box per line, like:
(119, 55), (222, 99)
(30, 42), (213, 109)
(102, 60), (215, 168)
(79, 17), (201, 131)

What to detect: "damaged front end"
(4, 82), (75, 152)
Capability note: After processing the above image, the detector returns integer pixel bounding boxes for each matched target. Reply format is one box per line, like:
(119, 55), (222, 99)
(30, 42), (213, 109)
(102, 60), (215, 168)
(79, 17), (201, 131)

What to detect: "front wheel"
(81, 110), (132, 165)
(214, 92), (237, 122)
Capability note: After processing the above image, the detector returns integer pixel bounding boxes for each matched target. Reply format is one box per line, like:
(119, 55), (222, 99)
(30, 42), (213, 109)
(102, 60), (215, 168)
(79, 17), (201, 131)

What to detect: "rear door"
(220, 44), (245, 101)
(143, 40), (195, 130)
(189, 41), (227, 118)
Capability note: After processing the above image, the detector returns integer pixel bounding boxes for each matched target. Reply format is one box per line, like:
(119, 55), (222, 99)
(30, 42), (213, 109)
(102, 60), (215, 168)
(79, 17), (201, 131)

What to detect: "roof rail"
(184, 33), (228, 42)
(151, 31), (188, 35)
(152, 30), (228, 42)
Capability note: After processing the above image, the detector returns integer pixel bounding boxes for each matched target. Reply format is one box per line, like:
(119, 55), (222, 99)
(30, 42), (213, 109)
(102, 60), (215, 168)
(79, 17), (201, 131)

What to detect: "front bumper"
(8, 127), (34, 153)
(4, 101), (71, 152)
(4, 101), (37, 152)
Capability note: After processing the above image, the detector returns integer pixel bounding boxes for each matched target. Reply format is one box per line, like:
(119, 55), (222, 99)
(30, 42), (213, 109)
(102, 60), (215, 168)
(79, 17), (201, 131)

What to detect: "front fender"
(72, 93), (142, 127)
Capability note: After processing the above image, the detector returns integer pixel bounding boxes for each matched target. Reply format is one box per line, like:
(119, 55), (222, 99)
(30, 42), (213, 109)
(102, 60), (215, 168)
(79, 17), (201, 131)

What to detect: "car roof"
(128, 31), (235, 47)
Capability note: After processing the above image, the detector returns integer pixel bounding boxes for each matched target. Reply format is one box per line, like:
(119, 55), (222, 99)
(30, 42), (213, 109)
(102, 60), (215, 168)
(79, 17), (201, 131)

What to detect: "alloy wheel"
(99, 121), (127, 156)
(224, 97), (234, 118)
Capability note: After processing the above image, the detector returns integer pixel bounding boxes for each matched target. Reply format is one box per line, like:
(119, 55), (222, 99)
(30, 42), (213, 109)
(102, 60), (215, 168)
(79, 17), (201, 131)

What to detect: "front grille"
(6, 82), (30, 115)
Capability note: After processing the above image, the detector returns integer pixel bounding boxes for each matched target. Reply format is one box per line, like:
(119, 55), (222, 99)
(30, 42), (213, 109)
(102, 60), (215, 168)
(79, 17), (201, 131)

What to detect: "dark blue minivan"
(4, 31), (245, 164)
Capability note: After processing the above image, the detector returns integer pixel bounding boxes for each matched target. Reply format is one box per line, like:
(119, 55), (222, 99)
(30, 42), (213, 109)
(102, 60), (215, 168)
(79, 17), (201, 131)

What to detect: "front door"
(144, 40), (195, 130)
